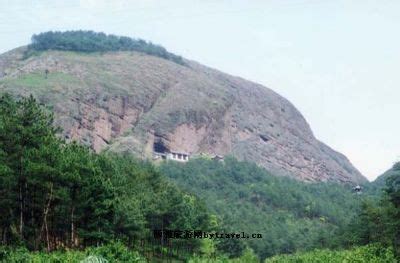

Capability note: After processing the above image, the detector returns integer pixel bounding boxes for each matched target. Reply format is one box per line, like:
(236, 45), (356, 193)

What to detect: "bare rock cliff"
(0, 47), (367, 183)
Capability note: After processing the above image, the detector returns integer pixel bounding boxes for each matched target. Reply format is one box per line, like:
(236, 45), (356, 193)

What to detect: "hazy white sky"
(1, 0), (399, 180)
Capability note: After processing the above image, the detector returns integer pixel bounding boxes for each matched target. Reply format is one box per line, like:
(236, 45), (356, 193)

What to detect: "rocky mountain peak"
(0, 46), (367, 183)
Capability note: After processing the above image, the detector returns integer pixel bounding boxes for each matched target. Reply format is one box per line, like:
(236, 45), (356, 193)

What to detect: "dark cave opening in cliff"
(153, 139), (168, 154)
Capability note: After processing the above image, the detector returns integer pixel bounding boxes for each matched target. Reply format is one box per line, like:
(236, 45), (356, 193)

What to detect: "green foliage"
(348, 162), (400, 258)
(235, 248), (259, 263)
(27, 31), (184, 64)
(159, 157), (367, 259)
(0, 94), (212, 258)
(215, 235), (245, 259)
(385, 164), (400, 257)
(369, 162), (400, 196)
(0, 245), (87, 262)
(1, 94), (396, 261)
(345, 200), (392, 246)
(188, 256), (230, 263)
(264, 244), (395, 263)
(188, 248), (258, 263)
(0, 243), (146, 262)
(199, 239), (216, 257)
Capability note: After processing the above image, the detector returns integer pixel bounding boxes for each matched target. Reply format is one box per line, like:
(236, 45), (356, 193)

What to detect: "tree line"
(27, 31), (184, 65)
(347, 162), (400, 258)
(0, 94), (210, 257)
(1, 93), (398, 261)
(159, 157), (367, 259)
(159, 156), (400, 260)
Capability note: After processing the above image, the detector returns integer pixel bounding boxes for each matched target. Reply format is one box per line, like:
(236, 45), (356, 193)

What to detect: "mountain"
(0, 36), (366, 183)
(371, 162), (400, 192)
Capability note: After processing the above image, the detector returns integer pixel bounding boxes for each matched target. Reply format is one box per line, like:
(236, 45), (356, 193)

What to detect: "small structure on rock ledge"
(167, 151), (190, 162)
(152, 140), (190, 162)
(153, 150), (190, 162)
(353, 185), (362, 194)
(211, 154), (224, 162)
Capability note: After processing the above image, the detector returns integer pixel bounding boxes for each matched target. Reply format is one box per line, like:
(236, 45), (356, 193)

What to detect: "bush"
(0, 243), (146, 263)
(264, 244), (395, 263)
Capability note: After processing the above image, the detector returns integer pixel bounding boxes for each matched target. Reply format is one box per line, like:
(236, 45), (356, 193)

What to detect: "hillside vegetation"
(348, 162), (400, 257)
(161, 158), (400, 260)
(0, 242), (146, 262)
(159, 158), (367, 259)
(0, 94), (213, 260)
(0, 31), (398, 261)
(265, 244), (395, 263)
(0, 94), (398, 262)
(26, 30), (184, 64)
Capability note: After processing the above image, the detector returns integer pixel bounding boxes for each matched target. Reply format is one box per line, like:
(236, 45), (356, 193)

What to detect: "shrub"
(0, 243), (146, 263)
(264, 244), (395, 263)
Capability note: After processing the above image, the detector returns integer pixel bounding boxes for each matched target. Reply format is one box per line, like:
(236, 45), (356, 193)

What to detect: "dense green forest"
(0, 94), (399, 262)
(159, 158), (366, 259)
(160, 158), (400, 261)
(26, 31), (184, 64)
(265, 164), (400, 262)
(349, 162), (400, 257)
(0, 94), (213, 261)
